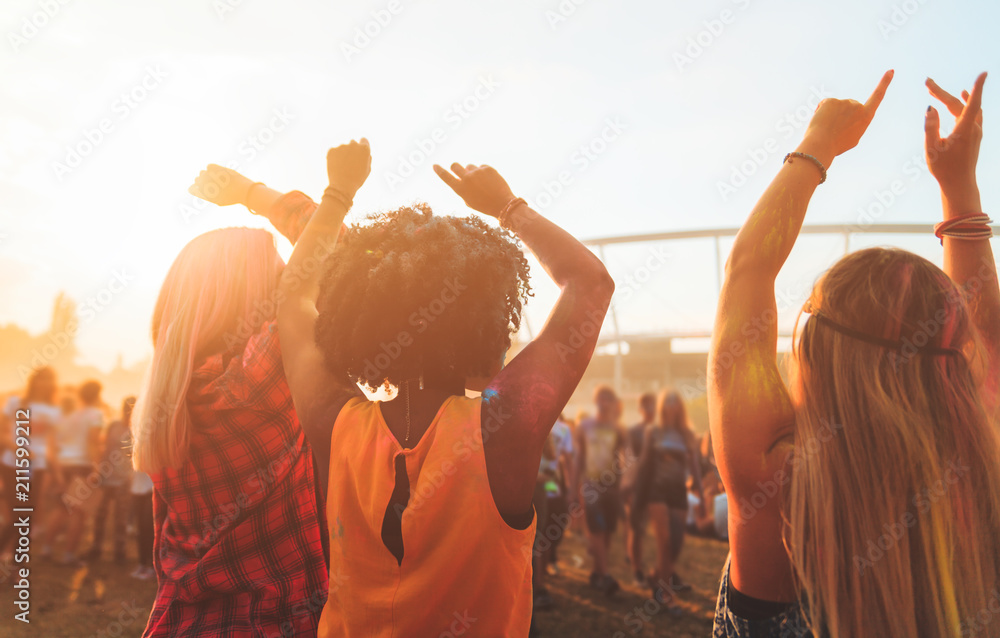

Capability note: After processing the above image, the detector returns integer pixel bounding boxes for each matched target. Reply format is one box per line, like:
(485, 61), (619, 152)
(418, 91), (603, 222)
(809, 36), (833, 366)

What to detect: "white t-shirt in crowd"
(2, 396), (61, 471)
(131, 470), (153, 495)
(55, 405), (105, 467)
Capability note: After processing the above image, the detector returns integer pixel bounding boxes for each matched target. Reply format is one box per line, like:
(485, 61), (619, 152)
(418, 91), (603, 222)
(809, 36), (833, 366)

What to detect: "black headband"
(806, 310), (963, 357)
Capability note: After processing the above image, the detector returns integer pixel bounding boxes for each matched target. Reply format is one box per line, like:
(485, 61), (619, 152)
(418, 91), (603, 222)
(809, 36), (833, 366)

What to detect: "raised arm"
(276, 141), (371, 491)
(433, 163), (615, 519)
(925, 73), (1000, 409)
(188, 165), (316, 243)
(709, 71), (892, 599)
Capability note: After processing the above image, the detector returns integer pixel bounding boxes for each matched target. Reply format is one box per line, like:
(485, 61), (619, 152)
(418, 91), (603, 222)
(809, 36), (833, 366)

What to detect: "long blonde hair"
(132, 228), (282, 473)
(785, 247), (1000, 638)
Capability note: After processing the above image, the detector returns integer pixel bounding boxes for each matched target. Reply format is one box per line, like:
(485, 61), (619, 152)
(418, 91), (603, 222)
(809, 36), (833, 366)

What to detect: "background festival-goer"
(544, 414), (574, 574)
(130, 467), (155, 581)
(634, 390), (703, 613)
(130, 165), (331, 637)
(42, 379), (104, 566)
(623, 392), (656, 586)
(0, 367), (61, 564)
(85, 396), (135, 563)
(274, 139), (614, 636)
(532, 413), (575, 612)
(710, 70), (1000, 637)
(574, 385), (626, 596)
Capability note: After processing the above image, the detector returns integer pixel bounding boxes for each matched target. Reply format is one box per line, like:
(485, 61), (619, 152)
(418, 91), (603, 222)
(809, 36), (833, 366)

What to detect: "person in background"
(59, 391), (77, 418)
(130, 467), (155, 581)
(545, 413), (574, 574)
(0, 367), (61, 564)
(636, 390), (703, 612)
(43, 379), (105, 566)
(85, 396), (135, 563)
(575, 385), (627, 596)
(532, 414), (575, 612)
(624, 392), (656, 586)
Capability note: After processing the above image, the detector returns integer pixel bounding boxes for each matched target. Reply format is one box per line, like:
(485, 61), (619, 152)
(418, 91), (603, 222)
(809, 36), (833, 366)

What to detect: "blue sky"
(0, 0), (997, 369)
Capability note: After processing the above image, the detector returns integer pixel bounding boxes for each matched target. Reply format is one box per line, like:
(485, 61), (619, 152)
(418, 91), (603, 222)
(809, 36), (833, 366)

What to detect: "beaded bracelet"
(497, 197), (528, 230)
(934, 212), (994, 244)
(783, 152), (827, 184)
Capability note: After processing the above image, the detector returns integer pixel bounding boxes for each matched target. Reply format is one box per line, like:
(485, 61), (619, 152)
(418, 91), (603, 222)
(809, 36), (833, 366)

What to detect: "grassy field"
(1, 521), (728, 637)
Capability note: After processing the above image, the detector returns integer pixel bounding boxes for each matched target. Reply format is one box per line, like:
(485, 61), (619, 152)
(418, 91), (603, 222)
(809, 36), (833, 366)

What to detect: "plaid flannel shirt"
(144, 192), (328, 638)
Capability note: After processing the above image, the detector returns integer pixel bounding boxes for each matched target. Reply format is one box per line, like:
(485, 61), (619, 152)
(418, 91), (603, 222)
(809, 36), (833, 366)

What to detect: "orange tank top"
(318, 395), (535, 638)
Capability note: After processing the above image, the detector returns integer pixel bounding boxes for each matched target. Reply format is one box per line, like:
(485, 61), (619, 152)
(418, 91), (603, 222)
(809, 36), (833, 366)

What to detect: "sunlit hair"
(133, 228), (282, 473)
(122, 396), (136, 428)
(22, 366), (57, 406)
(656, 389), (696, 448)
(785, 247), (1000, 638)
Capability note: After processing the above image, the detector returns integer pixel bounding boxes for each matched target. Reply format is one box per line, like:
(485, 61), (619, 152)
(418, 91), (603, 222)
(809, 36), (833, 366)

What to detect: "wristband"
(322, 186), (354, 211)
(934, 213), (994, 244)
(245, 182), (265, 214)
(783, 152), (827, 184)
(497, 197), (528, 230)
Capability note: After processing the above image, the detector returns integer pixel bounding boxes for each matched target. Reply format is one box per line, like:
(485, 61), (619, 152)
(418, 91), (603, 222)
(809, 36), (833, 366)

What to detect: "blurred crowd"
(0, 366), (154, 579)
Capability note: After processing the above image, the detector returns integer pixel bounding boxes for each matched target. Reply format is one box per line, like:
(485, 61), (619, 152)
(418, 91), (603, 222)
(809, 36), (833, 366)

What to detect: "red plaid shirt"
(144, 193), (328, 638)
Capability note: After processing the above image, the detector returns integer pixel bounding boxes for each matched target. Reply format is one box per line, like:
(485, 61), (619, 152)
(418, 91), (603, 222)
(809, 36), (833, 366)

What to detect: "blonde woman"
(711, 70), (1000, 637)
(132, 169), (330, 637)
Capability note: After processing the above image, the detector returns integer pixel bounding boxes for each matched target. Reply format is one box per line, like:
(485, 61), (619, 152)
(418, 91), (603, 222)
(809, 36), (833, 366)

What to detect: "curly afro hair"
(315, 203), (532, 390)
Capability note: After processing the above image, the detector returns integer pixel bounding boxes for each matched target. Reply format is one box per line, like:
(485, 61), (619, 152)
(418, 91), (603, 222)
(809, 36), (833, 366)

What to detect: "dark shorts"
(582, 480), (619, 534)
(648, 481), (688, 511)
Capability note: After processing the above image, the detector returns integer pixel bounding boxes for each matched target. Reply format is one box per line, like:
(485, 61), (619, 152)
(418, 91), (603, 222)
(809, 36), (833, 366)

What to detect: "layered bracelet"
(934, 213), (994, 244)
(322, 185), (354, 211)
(783, 152), (827, 184)
(497, 197), (528, 230)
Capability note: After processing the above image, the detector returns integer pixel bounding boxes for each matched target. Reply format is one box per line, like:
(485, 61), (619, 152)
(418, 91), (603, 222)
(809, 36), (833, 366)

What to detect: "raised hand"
(188, 164), (255, 206)
(433, 163), (517, 217)
(799, 70), (894, 164)
(326, 138), (372, 200)
(925, 73), (986, 192)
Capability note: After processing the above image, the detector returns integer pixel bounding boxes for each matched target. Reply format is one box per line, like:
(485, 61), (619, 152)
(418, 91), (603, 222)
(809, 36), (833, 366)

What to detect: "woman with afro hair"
(277, 139), (615, 637)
